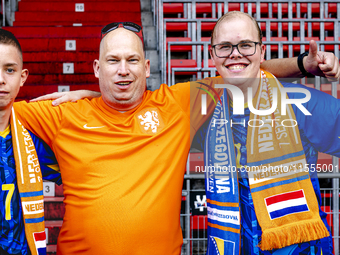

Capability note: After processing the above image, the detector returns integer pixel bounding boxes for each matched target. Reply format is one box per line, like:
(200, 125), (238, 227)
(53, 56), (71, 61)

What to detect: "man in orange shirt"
(13, 22), (339, 254)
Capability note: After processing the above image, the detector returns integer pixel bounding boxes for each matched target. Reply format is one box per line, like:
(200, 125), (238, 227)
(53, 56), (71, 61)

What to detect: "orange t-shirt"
(14, 79), (219, 254)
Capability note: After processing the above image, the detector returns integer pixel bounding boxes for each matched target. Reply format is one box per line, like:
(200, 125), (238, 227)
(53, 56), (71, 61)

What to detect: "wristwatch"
(297, 51), (309, 76)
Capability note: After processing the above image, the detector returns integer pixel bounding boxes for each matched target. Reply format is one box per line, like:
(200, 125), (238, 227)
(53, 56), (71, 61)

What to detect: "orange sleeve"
(189, 77), (224, 134)
(168, 76), (224, 143)
(165, 81), (191, 117)
(13, 100), (63, 147)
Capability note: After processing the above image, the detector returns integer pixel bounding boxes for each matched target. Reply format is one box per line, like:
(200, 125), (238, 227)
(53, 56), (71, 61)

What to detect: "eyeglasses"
(101, 22), (142, 39)
(212, 41), (260, 58)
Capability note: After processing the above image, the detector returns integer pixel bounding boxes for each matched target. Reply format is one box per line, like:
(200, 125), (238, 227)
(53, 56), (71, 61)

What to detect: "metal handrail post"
(163, 21), (167, 84)
(2, 0), (5, 27)
(265, 21), (271, 60)
(332, 159), (339, 255)
(159, 0), (165, 84)
(332, 15), (339, 255)
(288, 2), (293, 58)
(185, 156), (191, 255)
(168, 39), (171, 85)
(196, 20), (202, 80)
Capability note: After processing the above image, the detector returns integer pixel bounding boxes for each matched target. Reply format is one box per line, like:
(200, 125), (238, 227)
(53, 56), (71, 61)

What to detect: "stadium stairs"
(6, 0), (142, 101)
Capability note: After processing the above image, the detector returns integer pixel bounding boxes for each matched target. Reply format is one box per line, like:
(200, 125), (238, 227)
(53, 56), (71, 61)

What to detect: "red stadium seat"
(196, 3), (213, 14)
(170, 59), (197, 68)
(166, 37), (211, 53)
(318, 152), (340, 166)
(163, 3), (183, 15)
(203, 59), (214, 68)
(167, 59), (198, 75)
(201, 22), (215, 31)
(292, 37), (319, 52)
(259, 20), (334, 33)
(263, 37), (288, 52)
(324, 37), (340, 51)
(188, 152), (204, 174)
(191, 215), (208, 230)
(320, 84), (340, 99)
(166, 37), (192, 52)
(166, 22), (188, 32)
(166, 21), (214, 33)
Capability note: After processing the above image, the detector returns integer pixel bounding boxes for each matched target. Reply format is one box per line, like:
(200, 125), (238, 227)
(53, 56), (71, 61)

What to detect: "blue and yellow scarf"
(11, 108), (46, 255)
(205, 70), (329, 254)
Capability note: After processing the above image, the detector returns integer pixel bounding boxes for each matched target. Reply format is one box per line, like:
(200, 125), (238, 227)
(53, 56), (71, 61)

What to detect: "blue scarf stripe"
(250, 174), (310, 193)
(20, 190), (44, 198)
(269, 204), (309, 219)
(247, 150), (305, 167)
(208, 220), (240, 230)
(208, 204), (240, 211)
(25, 217), (44, 224)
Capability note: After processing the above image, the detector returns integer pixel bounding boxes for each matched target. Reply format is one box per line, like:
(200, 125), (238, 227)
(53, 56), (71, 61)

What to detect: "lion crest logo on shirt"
(137, 108), (164, 134)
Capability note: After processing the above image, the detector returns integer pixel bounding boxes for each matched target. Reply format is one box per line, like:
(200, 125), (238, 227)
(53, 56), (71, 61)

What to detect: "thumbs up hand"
(304, 40), (340, 81)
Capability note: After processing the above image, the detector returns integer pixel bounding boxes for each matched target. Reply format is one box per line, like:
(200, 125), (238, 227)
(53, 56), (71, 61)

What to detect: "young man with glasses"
(196, 11), (339, 255)
(12, 20), (339, 254)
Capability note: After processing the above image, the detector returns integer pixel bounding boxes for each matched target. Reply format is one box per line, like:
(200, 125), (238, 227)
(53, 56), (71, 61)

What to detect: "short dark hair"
(0, 29), (23, 62)
(211, 11), (263, 46)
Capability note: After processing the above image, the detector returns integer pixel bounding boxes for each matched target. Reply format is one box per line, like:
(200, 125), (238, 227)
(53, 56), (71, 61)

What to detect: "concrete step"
(143, 25), (157, 49)
(145, 50), (159, 73)
(141, 11), (153, 27)
(147, 73), (161, 91)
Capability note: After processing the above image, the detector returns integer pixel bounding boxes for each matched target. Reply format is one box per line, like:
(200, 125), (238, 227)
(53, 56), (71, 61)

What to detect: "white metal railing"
(164, 18), (340, 83)
(158, 1), (340, 254)
(159, 1), (340, 83)
(1, 0), (18, 27)
(2, 0), (5, 26)
(158, 0), (340, 82)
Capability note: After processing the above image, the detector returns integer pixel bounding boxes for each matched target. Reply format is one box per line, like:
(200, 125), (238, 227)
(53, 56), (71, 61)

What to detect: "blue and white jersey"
(195, 82), (340, 255)
(0, 127), (61, 255)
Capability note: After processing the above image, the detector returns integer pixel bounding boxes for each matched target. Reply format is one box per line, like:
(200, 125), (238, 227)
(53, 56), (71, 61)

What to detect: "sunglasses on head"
(101, 22), (142, 39)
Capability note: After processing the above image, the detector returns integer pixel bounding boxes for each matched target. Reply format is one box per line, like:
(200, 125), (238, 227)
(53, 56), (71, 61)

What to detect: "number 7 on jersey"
(2, 184), (14, 220)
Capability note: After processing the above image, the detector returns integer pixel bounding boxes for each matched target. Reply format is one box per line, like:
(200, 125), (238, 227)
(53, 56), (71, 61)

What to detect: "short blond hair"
(211, 11), (263, 46)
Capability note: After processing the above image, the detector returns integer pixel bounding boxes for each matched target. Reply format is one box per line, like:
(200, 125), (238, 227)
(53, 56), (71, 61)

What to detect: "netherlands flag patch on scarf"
(33, 231), (46, 255)
(265, 189), (309, 220)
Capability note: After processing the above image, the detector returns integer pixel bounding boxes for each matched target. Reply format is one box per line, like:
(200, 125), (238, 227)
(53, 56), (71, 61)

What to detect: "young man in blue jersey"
(198, 11), (340, 255)
(0, 29), (61, 255)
